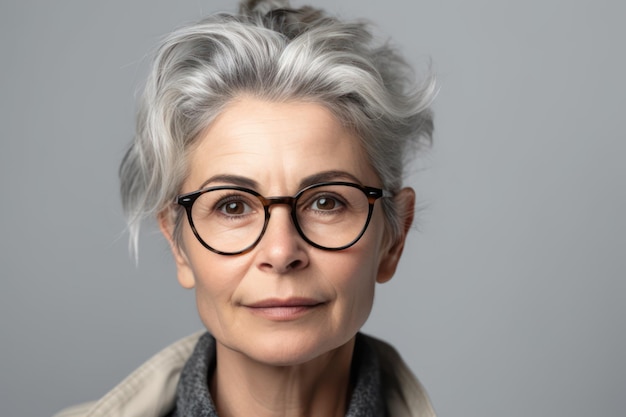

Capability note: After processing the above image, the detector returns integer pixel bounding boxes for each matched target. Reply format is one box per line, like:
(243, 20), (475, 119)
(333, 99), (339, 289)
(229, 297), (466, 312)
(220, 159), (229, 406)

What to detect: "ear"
(376, 187), (415, 284)
(158, 208), (196, 289)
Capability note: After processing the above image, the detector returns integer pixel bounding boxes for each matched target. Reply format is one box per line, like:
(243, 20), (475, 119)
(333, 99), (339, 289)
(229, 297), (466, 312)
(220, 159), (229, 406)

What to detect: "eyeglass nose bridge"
(259, 195), (298, 210)
(257, 194), (300, 230)
(254, 194), (322, 250)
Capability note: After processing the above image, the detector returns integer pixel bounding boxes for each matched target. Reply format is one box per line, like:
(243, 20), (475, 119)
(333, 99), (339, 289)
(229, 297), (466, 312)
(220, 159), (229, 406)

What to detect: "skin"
(159, 97), (415, 417)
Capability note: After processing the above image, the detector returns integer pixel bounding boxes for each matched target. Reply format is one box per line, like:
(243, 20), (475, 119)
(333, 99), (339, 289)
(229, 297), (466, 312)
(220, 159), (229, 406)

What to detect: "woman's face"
(161, 98), (412, 366)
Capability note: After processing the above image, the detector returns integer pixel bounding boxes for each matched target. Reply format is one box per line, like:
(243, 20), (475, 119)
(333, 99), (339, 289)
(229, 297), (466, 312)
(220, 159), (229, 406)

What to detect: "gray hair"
(120, 0), (436, 256)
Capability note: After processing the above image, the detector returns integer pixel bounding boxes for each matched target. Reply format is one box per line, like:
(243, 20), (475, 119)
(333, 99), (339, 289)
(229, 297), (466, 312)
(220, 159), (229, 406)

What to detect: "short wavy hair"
(120, 0), (436, 256)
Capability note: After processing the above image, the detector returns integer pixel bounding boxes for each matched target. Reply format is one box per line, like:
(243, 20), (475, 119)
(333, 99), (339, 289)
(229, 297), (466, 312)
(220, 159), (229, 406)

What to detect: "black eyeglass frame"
(176, 181), (392, 255)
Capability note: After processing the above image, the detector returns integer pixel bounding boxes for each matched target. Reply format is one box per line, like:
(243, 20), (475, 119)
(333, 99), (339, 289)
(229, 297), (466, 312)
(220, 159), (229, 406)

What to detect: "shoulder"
(53, 331), (205, 417)
(361, 333), (437, 417)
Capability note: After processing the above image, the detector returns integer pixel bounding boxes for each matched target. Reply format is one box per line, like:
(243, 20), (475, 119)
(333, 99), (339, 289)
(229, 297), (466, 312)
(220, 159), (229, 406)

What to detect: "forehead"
(184, 98), (379, 193)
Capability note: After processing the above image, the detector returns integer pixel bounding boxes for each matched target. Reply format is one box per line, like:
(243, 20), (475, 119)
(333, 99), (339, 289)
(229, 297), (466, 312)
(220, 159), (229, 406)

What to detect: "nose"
(254, 205), (309, 274)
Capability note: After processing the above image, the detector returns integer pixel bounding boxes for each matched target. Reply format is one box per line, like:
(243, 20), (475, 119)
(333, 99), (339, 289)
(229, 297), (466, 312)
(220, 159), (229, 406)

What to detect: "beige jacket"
(54, 331), (436, 417)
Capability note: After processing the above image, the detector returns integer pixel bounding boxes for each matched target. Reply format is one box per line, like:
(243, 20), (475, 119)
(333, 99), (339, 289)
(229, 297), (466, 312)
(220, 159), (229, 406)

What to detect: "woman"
(56, 1), (436, 416)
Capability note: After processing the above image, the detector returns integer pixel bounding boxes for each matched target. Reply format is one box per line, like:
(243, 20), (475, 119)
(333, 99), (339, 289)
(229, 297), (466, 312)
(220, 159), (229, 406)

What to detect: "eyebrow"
(198, 175), (259, 190)
(298, 171), (363, 189)
(198, 170), (363, 193)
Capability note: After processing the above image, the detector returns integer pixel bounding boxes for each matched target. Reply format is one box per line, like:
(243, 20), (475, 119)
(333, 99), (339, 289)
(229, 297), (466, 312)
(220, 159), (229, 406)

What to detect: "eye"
(215, 194), (255, 217)
(313, 196), (336, 210)
(309, 194), (344, 212)
(221, 201), (248, 215)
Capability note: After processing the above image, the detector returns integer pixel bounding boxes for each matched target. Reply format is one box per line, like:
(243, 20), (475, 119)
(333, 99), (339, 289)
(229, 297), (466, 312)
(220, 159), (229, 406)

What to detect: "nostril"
(287, 259), (303, 270)
(258, 258), (305, 274)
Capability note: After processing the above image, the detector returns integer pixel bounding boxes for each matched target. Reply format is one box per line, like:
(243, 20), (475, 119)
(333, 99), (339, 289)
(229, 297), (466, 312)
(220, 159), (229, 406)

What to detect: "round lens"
(191, 188), (265, 254)
(295, 184), (371, 249)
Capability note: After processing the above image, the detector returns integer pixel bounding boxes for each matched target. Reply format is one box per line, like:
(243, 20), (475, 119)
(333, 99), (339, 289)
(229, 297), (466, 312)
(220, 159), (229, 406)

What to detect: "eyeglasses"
(176, 181), (392, 255)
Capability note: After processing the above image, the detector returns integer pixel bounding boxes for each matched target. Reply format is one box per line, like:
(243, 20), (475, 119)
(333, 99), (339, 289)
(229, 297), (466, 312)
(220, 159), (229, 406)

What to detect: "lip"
(243, 298), (325, 321)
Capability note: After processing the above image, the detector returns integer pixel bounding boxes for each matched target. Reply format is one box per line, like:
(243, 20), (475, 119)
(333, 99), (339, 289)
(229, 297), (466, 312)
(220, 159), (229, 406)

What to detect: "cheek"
(327, 233), (384, 327)
(323, 257), (377, 345)
(183, 232), (251, 327)
(189, 258), (250, 340)
(189, 258), (229, 328)
(189, 250), (248, 303)
(344, 216), (388, 313)
(346, 258), (378, 304)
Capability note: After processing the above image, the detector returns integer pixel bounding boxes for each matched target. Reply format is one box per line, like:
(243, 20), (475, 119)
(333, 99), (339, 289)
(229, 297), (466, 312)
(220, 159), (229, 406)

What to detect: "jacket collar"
(54, 331), (436, 417)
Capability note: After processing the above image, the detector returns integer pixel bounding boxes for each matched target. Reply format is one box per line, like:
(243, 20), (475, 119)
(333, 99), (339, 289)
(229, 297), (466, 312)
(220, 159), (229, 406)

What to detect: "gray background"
(1, 0), (624, 416)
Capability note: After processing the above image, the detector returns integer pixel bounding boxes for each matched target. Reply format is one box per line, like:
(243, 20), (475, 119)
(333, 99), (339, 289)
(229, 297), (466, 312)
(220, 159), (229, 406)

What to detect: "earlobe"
(376, 187), (416, 284)
(157, 209), (196, 289)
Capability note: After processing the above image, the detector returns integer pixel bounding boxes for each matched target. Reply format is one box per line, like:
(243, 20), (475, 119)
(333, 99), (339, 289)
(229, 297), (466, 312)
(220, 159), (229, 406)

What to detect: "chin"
(240, 330), (354, 367)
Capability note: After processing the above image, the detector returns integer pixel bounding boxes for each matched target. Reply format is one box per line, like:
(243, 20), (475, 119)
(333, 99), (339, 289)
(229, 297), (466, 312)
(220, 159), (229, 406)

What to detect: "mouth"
(243, 298), (325, 321)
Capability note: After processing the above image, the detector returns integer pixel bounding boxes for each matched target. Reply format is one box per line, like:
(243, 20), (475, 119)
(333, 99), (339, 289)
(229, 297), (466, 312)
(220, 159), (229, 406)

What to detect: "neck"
(211, 338), (355, 417)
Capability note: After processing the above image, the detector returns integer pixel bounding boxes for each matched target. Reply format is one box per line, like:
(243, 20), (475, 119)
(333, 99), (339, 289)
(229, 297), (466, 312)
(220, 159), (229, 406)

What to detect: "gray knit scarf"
(166, 332), (386, 416)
